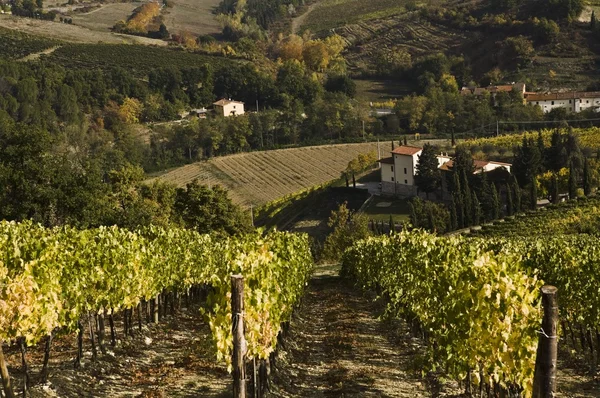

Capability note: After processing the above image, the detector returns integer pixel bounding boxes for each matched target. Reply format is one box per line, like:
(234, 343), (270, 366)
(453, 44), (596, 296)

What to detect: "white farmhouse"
(213, 99), (245, 117)
(380, 145), (511, 198)
(525, 91), (600, 113)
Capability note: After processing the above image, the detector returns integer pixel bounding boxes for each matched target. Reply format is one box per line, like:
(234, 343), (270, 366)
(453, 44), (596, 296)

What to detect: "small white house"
(380, 145), (512, 198)
(213, 99), (245, 117)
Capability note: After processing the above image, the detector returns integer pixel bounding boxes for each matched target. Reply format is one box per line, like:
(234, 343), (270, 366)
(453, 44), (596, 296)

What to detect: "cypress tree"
(450, 195), (458, 231)
(389, 215), (394, 234)
(568, 161), (577, 199)
(592, 10), (597, 29)
(491, 183), (500, 220)
(537, 131), (546, 171)
(391, 140), (395, 150)
(427, 207), (436, 232)
(403, 136), (408, 145)
(530, 178), (538, 210)
(415, 144), (442, 199)
(512, 175), (522, 213)
(551, 174), (559, 204)
(506, 183), (513, 216)
(453, 173), (464, 228)
(409, 202), (418, 228)
(583, 157), (592, 196)
(472, 191), (482, 226)
(461, 171), (472, 226)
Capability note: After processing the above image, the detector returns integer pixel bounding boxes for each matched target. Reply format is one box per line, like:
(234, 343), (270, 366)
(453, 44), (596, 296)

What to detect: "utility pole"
(256, 99), (259, 113)
(496, 119), (499, 136)
(250, 205), (254, 227)
(377, 139), (381, 162)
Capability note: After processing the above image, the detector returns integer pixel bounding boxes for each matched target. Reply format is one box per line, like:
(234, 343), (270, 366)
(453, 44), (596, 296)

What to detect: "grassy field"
(0, 14), (167, 45)
(152, 142), (381, 207)
(298, 0), (409, 33)
(70, 2), (143, 32)
(162, 0), (221, 37)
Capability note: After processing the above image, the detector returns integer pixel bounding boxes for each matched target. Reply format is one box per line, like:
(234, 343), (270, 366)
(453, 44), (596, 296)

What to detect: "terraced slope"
(152, 143), (381, 207)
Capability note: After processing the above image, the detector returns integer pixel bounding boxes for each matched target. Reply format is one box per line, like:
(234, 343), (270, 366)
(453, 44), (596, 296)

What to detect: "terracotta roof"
(213, 99), (244, 106)
(379, 157), (394, 164)
(391, 146), (422, 156)
(525, 91), (600, 102)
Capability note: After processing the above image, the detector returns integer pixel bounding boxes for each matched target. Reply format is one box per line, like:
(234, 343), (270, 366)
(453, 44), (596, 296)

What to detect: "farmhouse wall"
(381, 164), (394, 183)
(381, 181), (418, 198)
(393, 154), (417, 185)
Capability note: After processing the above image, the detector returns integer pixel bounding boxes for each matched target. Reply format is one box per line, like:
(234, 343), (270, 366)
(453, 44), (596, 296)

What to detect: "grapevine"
(0, 220), (313, 394)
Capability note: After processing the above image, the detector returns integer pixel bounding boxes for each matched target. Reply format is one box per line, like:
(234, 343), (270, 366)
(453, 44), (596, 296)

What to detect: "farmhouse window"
(391, 177), (394, 181)
(536, 102), (539, 105)
(587, 100), (590, 104)
(391, 166), (394, 172)
(551, 101), (554, 105)
(569, 100), (571, 103)
(404, 180), (408, 184)
(404, 168), (407, 174)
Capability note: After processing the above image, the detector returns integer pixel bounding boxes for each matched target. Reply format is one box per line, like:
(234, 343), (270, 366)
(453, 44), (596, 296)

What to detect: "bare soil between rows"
(268, 264), (462, 397)
(4, 303), (230, 397)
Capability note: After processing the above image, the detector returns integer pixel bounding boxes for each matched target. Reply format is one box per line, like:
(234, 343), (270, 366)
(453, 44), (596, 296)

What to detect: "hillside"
(152, 142), (380, 207)
(294, 0), (600, 92)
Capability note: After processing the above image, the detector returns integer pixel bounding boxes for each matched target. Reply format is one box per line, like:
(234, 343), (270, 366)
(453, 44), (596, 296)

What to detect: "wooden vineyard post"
(0, 342), (15, 398)
(231, 275), (247, 398)
(533, 285), (559, 398)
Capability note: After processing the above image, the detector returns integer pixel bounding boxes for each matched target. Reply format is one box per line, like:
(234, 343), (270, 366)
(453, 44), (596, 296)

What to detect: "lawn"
(362, 195), (411, 222)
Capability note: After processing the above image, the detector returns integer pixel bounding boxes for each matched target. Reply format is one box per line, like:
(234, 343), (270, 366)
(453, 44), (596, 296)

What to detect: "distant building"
(213, 99), (245, 117)
(461, 82), (526, 97)
(190, 108), (208, 119)
(461, 83), (526, 105)
(524, 91), (600, 113)
(379, 145), (511, 198)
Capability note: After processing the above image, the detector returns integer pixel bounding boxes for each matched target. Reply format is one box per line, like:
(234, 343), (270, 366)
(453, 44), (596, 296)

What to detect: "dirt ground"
(269, 264), (462, 397)
(3, 304), (230, 397)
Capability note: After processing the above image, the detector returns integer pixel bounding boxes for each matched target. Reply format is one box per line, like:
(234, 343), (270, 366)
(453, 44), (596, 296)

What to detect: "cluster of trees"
(411, 145), (518, 233)
(0, 53), (370, 168)
(0, 110), (252, 233)
(216, 0), (304, 39)
(411, 131), (599, 234)
(514, 130), (596, 202)
(390, 71), (541, 135)
(272, 34), (347, 74)
(147, 91), (366, 170)
(113, 2), (170, 39)
(9, 0), (56, 20)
